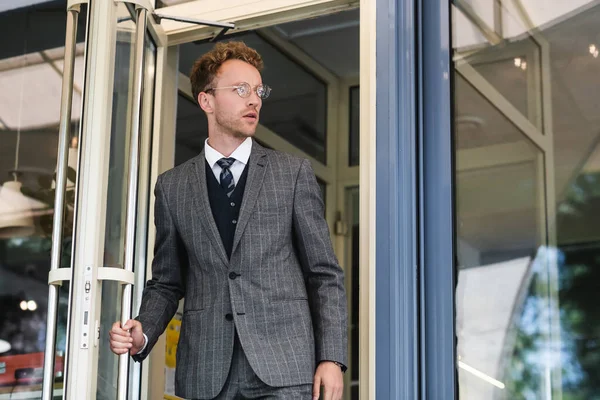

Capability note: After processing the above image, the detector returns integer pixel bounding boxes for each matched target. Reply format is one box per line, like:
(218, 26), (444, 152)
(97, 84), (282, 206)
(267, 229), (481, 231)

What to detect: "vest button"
(230, 202), (235, 207)
(225, 313), (233, 321)
(232, 219), (237, 224)
(229, 272), (239, 280)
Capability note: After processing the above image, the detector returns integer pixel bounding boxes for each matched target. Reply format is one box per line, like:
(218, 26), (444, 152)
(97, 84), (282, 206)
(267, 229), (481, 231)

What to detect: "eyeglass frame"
(204, 82), (272, 100)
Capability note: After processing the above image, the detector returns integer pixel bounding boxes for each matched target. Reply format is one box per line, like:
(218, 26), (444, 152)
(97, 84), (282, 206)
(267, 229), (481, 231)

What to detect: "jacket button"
(229, 272), (239, 280)
(225, 313), (233, 321)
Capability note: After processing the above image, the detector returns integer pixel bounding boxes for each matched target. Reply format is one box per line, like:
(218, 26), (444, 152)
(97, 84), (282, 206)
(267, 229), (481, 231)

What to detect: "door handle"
(117, 5), (148, 400)
(42, 5), (82, 400)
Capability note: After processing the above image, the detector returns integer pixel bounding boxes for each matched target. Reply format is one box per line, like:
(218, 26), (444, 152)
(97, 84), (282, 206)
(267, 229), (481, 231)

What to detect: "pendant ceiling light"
(0, 51), (47, 239)
(0, 338), (11, 354)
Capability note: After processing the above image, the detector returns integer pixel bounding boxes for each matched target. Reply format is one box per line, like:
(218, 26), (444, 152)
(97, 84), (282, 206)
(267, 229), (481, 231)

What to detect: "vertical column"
(118, 6), (147, 400)
(373, 0), (420, 398)
(42, 5), (81, 400)
(418, 0), (457, 397)
(65, 0), (118, 398)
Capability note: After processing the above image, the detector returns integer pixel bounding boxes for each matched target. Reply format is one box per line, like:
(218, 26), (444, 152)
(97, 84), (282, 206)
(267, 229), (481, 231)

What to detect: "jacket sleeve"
(132, 175), (187, 362)
(292, 159), (348, 368)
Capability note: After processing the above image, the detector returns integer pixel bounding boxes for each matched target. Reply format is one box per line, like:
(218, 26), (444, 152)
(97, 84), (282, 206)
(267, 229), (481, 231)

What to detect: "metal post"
(42, 6), (80, 400)
(419, 0), (457, 397)
(117, 6), (147, 400)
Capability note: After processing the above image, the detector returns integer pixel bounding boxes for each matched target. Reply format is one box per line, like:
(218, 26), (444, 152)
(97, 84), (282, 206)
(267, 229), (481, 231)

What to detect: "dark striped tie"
(216, 157), (236, 197)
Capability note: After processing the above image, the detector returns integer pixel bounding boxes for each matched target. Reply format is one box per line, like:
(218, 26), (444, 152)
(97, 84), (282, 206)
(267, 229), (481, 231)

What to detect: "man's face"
(201, 59), (263, 139)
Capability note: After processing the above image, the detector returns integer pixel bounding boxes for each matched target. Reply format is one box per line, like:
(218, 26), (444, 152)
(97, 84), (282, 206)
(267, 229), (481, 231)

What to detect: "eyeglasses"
(205, 82), (272, 100)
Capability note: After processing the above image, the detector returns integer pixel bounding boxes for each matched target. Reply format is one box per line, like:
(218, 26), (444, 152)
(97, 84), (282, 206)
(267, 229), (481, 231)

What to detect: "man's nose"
(246, 91), (261, 107)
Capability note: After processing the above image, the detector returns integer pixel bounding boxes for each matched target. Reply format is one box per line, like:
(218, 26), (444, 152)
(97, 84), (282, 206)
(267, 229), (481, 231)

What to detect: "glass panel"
(276, 9), (359, 79)
(130, 30), (157, 399)
(349, 86), (359, 166)
(0, 3), (86, 398)
(96, 6), (156, 399)
(455, 74), (524, 150)
(471, 54), (535, 127)
(453, 1), (600, 398)
(179, 32), (328, 163)
(175, 93), (207, 166)
(453, 6), (542, 130)
(455, 75), (545, 399)
(96, 9), (133, 399)
(345, 186), (359, 400)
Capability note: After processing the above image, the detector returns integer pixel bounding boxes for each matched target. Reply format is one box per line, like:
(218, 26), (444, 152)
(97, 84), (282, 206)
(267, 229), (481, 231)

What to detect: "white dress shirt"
(204, 137), (252, 185)
(139, 137), (253, 354)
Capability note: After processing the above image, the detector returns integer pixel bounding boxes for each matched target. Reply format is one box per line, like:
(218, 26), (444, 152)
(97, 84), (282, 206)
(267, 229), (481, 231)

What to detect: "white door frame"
(146, 1), (376, 399)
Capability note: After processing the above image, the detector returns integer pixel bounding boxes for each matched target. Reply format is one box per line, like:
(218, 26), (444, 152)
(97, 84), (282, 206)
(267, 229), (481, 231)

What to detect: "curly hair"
(190, 41), (264, 103)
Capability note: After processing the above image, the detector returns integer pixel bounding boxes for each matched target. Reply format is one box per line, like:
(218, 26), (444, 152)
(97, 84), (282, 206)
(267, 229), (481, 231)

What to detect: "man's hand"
(312, 361), (344, 400)
(109, 319), (145, 356)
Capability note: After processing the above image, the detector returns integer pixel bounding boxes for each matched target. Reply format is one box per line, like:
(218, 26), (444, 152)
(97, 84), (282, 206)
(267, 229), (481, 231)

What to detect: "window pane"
(0, 3), (87, 398)
(175, 93), (208, 166)
(179, 32), (328, 163)
(96, 10), (157, 400)
(349, 86), (359, 167)
(453, 2), (600, 398)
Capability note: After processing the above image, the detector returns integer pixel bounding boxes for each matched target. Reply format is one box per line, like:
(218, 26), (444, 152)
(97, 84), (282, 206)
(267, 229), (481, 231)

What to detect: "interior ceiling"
(273, 8), (359, 78)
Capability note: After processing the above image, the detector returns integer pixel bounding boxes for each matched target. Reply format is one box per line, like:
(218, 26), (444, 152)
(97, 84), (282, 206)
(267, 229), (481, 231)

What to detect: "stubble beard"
(215, 111), (257, 139)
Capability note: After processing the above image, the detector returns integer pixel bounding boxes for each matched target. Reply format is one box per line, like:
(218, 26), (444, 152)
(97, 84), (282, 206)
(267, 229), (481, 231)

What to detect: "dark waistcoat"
(205, 160), (249, 259)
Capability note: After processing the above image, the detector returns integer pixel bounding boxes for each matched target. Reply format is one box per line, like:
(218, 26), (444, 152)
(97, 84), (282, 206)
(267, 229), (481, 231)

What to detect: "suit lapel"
(190, 151), (230, 267)
(231, 141), (268, 255)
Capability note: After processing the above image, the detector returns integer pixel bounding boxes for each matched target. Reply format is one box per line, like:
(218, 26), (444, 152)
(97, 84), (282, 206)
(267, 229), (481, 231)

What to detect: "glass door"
(0, 2), (87, 399)
(29, 1), (160, 399)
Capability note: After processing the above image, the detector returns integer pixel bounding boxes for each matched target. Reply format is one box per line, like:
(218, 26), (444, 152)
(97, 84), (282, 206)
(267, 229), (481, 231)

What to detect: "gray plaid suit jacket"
(133, 141), (348, 399)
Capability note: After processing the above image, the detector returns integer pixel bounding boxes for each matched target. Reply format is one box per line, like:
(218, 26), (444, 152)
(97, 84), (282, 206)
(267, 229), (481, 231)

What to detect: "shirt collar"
(204, 137), (253, 168)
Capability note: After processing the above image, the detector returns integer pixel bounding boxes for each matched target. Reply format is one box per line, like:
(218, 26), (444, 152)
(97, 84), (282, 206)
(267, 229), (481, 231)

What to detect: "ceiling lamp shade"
(0, 180), (46, 238)
(0, 339), (10, 353)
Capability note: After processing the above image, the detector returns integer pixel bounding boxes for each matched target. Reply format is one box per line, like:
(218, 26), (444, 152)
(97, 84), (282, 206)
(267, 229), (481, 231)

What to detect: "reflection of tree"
(504, 273), (546, 399)
(558, 245), (600, 399)
(503, 173), (600, 399)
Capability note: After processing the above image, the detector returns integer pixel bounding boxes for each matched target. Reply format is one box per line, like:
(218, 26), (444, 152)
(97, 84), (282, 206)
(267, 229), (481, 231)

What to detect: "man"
(109, 41), (348, 400)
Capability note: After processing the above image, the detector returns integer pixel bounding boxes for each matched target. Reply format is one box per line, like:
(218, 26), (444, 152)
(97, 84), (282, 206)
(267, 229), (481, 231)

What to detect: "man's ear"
(198, 92), (213, 113)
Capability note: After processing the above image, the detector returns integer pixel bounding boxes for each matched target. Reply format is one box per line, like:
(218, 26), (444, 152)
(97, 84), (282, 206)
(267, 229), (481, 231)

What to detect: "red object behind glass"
(0, 352), (64, 386)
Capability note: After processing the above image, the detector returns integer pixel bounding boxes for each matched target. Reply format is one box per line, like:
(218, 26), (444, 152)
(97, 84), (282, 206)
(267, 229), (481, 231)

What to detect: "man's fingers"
(110, 321), (130, 335)
(125, 319), (140, 331)
(312, 375), (321, 400)
(110, 339), (132, 350)
(109, 327), (132, 342)
(334, 385), (343, 400)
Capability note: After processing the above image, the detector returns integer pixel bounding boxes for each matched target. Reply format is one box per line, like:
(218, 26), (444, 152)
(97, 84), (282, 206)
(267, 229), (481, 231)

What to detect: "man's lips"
(243, 112), (258, 120)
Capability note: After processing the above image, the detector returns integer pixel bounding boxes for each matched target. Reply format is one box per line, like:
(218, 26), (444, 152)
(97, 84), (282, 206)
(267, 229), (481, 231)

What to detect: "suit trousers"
(210, 330), (313, 400)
